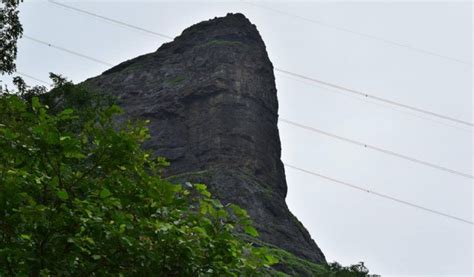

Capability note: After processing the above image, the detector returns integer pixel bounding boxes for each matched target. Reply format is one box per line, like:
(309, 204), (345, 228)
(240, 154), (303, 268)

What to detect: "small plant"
(165, 75), (186, 85)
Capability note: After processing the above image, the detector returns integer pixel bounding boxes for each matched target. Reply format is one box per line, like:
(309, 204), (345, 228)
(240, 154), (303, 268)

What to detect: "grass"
(165, 76), (186, 86)
(164, 169), (211, 182)
(239, 234), (329, 276)
(267, 248), (329, 276)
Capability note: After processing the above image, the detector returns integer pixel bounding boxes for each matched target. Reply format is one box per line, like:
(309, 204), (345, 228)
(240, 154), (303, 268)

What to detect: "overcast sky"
(2, 1), (472, 276)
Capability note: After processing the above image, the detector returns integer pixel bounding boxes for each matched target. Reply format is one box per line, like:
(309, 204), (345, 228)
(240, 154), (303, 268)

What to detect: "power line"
(48, 0), (173, 40)
(275, 68), (473, 128)
(7, 73), (470, 226)
(275, 72), (472, 133)
(23, 35), (473, 179)
(44, 2), (473, 128)
(11, 67), (473, 183)
(284, 163), (474, 226)
(49, 0), (473, 67)
(30, 3), (474, 179)
(13, 44), (474, 181)
(19, 33), (473, 225)
(280, 118), (473, 180)
(12, 65), (472, 227)
(0, 72), (51, 88)
(16, 72), (51, 86)
(9, 58), (473, 180)
(243, 1), (473, 67)
(23, 35), (113, 67)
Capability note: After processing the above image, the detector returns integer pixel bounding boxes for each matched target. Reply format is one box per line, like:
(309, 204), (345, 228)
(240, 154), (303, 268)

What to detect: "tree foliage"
(0, 0), (23, 74)
(326, 262), (377, 277)
(0, 80), (277, 275)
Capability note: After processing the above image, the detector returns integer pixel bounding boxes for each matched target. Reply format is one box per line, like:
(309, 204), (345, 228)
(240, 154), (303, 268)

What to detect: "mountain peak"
(85, 13), (326, 268)
(158, 13), (262, 53)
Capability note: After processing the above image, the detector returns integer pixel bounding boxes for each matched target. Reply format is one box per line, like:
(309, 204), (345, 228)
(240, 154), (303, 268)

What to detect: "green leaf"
(244, 226), (259, 237)
(100, 188), (111, 198)
(58, 108), (74, 117)
(20, 234), (31, 240)
(31, 97), (41, 110)
(51, 176), (59, 187)
(230, 204), (248, 218)
(265, 254), (279, 265)
(195, 184), (207, 191)
(92, 255), (101, 260)
(57, 189), (69, 200)
(200, 203), (209, 215)
(84, 237), (95, 245)
(119, 224), (126, 234)
(195, 184), (211, 197)
(64, 151), (86, 159)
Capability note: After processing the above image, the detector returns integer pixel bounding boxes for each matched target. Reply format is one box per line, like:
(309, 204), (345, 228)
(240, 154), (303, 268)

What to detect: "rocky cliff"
(84, 13), (325, 265)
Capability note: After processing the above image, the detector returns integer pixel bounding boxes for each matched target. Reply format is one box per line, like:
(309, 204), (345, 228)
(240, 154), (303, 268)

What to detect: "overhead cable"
(284, 163), (474, 226)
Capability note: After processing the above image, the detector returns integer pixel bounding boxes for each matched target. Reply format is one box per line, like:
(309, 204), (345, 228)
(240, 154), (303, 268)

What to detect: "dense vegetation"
(0, 79), (279, 275)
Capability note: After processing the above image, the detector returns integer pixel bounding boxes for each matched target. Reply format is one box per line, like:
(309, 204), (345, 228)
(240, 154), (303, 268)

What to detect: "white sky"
(2, 1), (473, 276)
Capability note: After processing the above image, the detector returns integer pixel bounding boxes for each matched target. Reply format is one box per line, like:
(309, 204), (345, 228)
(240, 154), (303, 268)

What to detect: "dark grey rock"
(84, 13), (326, 264)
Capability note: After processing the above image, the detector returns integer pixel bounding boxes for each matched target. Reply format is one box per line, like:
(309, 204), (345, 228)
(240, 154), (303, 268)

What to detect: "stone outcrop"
(84, 13), (325, 264)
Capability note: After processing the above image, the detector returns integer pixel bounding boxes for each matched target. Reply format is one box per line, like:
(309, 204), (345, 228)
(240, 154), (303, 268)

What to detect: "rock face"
(84, 13), (325, 264)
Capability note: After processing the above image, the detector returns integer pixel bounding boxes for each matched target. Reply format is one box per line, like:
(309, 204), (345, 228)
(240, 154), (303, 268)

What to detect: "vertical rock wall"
(85, 13), (326, 264)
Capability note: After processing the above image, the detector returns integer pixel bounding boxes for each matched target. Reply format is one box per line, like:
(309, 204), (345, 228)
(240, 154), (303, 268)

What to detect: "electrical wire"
(275, 68), (473, 128)
(275, 72), (472, 133)
(45, 1), (474, 128)
(243, 0), (473, 66)
(280, 118), (473, 179)
(284, 163), (474, 226)
(16, 72), (51, 85)
(4, 70), (471, 226)
(23, 35), (113, 67)
(21, 34), (473, 180)
(48, 0), (173, 40)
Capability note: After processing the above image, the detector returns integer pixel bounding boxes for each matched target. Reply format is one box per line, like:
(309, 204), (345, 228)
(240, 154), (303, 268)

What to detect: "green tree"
(0, 81), (276, 275)
(0, 0), (23, 74)
(326, 262), (375, 277)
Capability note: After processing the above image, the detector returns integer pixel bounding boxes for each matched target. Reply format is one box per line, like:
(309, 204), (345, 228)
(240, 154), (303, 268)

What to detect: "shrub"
(0, 83), (276, 275)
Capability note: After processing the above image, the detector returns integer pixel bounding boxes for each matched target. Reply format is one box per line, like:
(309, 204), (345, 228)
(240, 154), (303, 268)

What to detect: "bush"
(0, 84), (276, 275)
